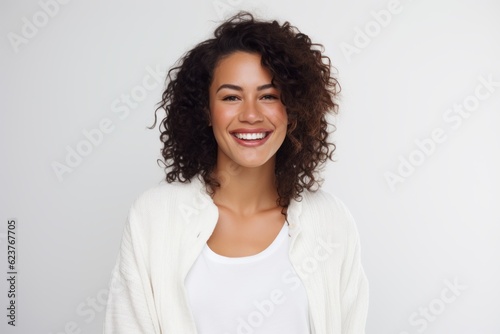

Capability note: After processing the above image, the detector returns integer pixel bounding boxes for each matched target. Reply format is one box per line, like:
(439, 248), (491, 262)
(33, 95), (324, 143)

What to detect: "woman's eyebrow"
(256, 83), (275, 91)
(216, 84), (242, 93)
(215, 83), (275, 93)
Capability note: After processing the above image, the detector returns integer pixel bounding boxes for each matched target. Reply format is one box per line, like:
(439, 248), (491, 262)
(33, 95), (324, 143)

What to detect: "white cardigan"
(103, 177), (369, 333)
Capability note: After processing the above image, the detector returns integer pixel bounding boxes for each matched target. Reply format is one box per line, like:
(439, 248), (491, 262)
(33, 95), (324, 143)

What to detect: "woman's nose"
(238, 99), (264, 123)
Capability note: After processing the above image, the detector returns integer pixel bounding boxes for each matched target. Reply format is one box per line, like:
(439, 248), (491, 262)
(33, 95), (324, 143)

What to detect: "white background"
(1, 0), (499, 333)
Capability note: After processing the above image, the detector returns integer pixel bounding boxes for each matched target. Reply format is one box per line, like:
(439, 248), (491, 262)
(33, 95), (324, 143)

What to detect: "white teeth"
(234, 132), (267, 140)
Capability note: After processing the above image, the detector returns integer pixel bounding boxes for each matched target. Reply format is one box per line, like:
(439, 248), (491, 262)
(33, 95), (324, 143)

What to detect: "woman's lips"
(230, 130), (272, 146)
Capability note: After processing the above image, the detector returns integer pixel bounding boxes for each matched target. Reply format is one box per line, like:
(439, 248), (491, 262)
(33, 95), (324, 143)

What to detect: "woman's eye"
(261, 95), (278, 100)
(222, 95), (239, 101)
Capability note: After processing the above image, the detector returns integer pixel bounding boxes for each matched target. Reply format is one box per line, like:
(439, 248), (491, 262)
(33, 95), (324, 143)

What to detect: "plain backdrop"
(1, 0), (499, 333)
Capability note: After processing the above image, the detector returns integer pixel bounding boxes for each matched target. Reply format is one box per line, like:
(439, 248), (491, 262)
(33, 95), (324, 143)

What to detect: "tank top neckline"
(203, 222), (288, 264)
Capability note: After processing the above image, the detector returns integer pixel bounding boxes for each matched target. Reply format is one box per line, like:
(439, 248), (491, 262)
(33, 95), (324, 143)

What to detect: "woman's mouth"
(233, 132), (268, 140)
(230, 131), (272, 146)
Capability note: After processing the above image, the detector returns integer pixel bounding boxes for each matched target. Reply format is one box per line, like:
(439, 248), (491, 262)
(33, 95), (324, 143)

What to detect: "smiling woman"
(103, 11), (369, 334)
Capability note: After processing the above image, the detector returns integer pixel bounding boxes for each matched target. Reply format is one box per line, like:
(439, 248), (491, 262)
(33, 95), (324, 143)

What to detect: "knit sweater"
(103, 176), (369, 333)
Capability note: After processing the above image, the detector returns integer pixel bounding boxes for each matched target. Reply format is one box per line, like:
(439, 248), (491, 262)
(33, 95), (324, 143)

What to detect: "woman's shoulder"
(299, 187), (359, 236)
(130, 178), (206, 214)
(301, 187), (352, 215)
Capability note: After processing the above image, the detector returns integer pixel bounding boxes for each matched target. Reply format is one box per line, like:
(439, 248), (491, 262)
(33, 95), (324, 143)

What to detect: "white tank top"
(185, 222), (311, 334)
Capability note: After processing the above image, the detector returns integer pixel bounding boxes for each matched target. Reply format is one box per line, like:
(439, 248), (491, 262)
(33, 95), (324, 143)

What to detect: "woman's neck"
(212, 158), (280, 216)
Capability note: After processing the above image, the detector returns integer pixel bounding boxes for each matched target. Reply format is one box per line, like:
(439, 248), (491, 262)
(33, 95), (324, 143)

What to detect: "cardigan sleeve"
(338, 199), (370, 334)
(103, 200), (161, 333)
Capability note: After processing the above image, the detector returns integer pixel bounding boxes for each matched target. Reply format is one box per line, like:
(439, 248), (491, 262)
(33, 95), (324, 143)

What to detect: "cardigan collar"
(188, 175), (304, 237)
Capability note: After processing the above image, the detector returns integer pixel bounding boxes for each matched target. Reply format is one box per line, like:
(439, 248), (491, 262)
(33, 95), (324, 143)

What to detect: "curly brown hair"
(149, 11), (340, 211)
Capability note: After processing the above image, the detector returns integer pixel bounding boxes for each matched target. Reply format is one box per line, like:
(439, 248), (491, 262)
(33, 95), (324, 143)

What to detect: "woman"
(104, 12), (369, 334)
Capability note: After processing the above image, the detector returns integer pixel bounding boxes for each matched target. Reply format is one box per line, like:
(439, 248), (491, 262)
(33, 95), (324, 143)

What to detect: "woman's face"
(209, 51), (288, 170)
